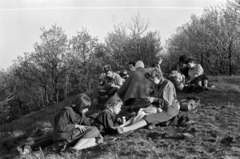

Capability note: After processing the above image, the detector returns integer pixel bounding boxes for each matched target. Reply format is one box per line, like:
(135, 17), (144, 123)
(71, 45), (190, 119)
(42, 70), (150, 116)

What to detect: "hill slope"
(1, 76), (240, 159)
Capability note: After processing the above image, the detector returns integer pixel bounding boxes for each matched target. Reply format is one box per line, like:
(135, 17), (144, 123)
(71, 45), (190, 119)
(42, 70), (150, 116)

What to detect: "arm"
(55, 110), (75, 132)
(156, 82), (176, 110)
(113, 73), (124, 87)
(193, 64), (204, 78)
(101, 112), (117, 134)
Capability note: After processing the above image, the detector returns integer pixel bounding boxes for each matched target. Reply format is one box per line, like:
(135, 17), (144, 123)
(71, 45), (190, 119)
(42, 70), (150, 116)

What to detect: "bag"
(180, 98), (200, 111)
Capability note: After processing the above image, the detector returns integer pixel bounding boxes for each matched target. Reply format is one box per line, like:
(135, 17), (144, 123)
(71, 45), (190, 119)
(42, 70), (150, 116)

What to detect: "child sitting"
(93, 96), (123, 135)
(168, 64), (185, 91)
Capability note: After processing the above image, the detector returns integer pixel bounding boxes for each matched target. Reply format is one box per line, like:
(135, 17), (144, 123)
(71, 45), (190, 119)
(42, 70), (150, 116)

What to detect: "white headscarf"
(135, 61), (144, 69)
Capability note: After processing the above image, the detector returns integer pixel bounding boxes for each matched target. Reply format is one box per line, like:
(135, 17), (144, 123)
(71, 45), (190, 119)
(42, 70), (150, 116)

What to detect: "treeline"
(166, 0), (240, 75)
(0, 15), (163, 123)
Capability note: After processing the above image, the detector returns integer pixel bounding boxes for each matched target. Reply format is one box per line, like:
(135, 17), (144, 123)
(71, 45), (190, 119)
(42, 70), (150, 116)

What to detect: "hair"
(186, 57), (194, 64)
(71, 94), (91, 113)
(171, 63), (179, 71)
(145, 67), (163, 80)
(105, 96), (123, 109)
(179, 55), (188, 64)
(128, 61), (135, 66)
(103, 65), (112, 73)
(135, 61), (144, 69)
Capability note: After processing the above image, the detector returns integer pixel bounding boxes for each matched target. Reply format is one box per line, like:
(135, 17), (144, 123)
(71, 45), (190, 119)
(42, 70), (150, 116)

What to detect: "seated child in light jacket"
(186, 58), (209, 88)
(93, 96), (123, 135)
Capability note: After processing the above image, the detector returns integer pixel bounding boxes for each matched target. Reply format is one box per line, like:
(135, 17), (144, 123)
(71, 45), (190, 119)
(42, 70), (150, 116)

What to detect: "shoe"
(116, 127), (124, 134)
(147, 124), (155, 130)
(17, 146), (30, 155)
(67, 147), (80, 153)
(209, 85), (215, 90)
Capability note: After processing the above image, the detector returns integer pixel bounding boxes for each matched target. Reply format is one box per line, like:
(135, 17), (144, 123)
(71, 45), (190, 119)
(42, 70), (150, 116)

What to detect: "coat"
(117, 68), (151, 103)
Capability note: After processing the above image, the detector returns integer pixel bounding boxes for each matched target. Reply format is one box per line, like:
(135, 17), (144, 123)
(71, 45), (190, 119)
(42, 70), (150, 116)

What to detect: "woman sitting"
(116, 67), (180, 134)
(53, 94), (103, 152)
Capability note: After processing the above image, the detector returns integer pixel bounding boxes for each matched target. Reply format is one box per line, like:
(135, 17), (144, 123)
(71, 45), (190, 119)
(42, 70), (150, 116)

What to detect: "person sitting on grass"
(178, 55), (190, 79)
(116, 67), (180, 134)
(186, 58), (209, 89)
(168, 63), (185, 91)
(117, 60), (152, 115)
(93, 96), (123, 135)
(53, 94), (103, 152)
(17, 94), (104, 155)
(93, 65), (124, 105)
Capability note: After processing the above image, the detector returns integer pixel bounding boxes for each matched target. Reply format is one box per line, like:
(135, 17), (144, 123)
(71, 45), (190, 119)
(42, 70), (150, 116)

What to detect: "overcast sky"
(0, 0), (225, 69)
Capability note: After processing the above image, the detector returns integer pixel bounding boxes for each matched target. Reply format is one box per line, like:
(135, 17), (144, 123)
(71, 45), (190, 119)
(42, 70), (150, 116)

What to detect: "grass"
(1, 75), (240, 159)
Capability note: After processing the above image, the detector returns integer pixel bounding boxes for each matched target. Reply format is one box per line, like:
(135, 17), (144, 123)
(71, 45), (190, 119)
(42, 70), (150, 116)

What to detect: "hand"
(111, 84), (120, 88)
(185, 80), (191, 84)
(147, 97), (156, 103)
(75, 125), (87, 133)
(157, 108), (163, 112)
(110, 83), (117, 87)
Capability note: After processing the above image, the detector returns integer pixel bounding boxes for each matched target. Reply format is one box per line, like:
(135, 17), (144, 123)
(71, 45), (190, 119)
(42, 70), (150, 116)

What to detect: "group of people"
(18, 55), (212, 155)
(169, 55), (213, 93)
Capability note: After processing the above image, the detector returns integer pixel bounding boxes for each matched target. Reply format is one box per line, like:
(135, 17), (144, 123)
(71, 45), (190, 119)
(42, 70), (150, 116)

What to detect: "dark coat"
(117, 68), (151, 102)
(53, 106), (90, 142)
(93, 109), (117, 134)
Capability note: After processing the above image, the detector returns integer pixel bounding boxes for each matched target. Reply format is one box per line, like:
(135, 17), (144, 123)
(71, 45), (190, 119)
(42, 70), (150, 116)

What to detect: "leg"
(197, 81), (202, 87)
(108, 87), (118, 97)
(117, 119), (147, 134)
(72, 138), (98, 150)
(203, 79), (208, 87)
(18, 136), (54, 154)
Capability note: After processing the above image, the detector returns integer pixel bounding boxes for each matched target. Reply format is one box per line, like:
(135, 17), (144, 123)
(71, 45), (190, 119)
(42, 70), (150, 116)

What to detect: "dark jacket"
(53, 106), (90, 142)
(93, 109), (117, 134)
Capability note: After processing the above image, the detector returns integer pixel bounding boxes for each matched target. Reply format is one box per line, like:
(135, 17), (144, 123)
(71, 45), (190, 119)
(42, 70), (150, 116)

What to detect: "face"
(112, 103), (122, 114)
(79, 102), (90, 114)
(179, 62), (187, 69)
(187, 62), (194, 68)
(129, 64), (135, 71)
(106, 71), (113, 78)
(82, 108), (89, 114)
(150, 76), (160, 85)
(157, 58), (163, 65)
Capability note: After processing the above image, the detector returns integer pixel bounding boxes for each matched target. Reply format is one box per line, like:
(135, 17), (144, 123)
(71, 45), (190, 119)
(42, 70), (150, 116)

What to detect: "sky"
(0, 0), (225, 70)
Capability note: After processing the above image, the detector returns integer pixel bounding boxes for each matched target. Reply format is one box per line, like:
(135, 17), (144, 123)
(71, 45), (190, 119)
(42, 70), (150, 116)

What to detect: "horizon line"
(0, 6), (204, 11)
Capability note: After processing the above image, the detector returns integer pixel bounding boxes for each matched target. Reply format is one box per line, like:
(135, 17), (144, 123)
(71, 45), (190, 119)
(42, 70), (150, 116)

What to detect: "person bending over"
(116, 67), (180, 134)
(53, 94), (103, 152)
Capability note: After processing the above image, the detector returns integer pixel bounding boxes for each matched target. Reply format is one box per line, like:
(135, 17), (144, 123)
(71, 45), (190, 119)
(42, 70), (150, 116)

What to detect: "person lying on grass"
(53, 94), (104, 153)
(93, 95), (123, 135)
(116, 67), (180, 134)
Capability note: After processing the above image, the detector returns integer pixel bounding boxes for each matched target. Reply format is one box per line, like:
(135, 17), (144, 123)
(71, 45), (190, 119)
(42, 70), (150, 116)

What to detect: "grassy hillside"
(1, 76), (240, 159)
